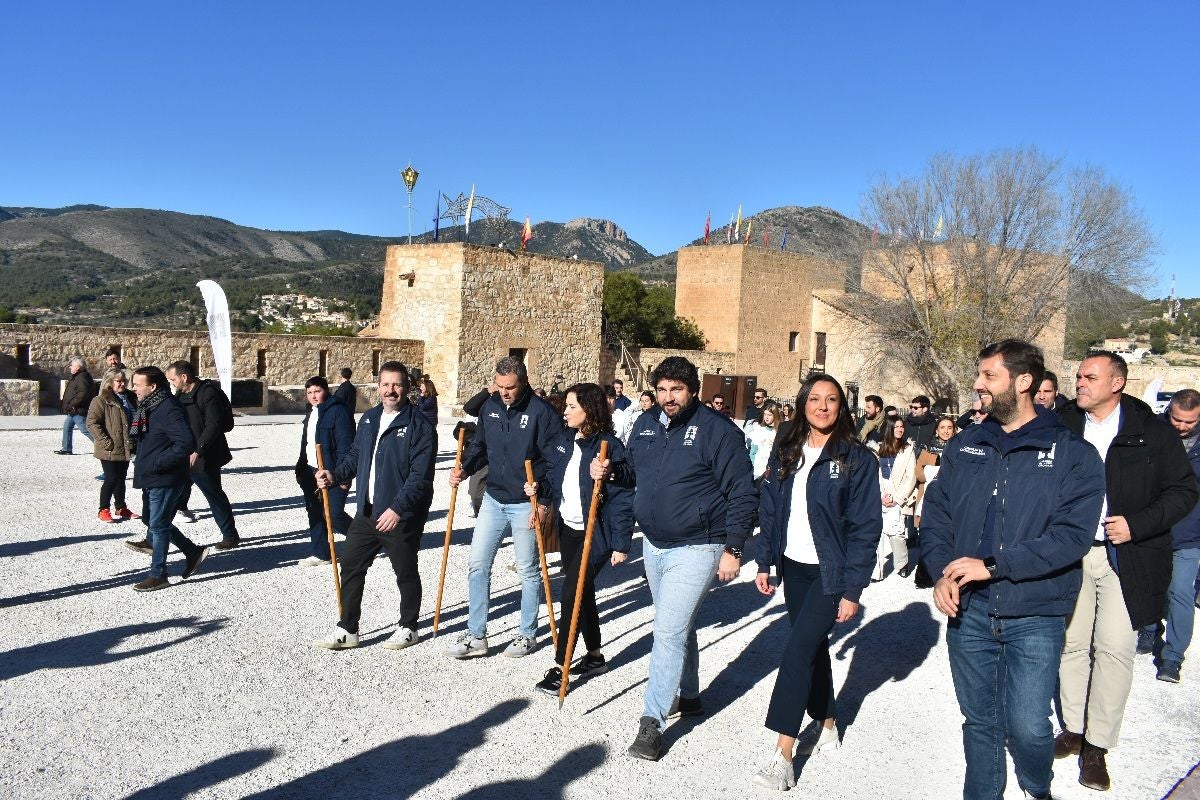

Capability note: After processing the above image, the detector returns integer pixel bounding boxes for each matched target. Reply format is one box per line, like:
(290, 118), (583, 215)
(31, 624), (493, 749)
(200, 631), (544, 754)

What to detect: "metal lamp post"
(401, 164), (419, 244)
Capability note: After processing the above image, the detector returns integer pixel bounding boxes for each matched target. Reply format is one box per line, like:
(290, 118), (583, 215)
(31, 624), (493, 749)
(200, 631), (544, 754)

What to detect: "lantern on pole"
(401, 164), (420, 244)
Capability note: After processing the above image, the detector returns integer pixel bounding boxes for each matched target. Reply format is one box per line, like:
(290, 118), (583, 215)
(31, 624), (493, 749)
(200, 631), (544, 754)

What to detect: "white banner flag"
(196, 280), (233, 401)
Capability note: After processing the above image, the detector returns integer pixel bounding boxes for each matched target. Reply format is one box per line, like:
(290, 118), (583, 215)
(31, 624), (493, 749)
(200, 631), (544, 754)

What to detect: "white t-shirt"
(305, 404), (320, 467)
(1083, 405), (1122, 541)
(558, 437), (586, 529)
(783, 444), (824, 565)
(367, 409), (400, 505)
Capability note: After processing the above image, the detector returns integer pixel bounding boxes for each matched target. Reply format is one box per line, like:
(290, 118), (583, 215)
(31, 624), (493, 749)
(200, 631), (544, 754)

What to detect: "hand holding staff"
(526, 459), (559, 652)
(559, 440), (609, 708)
(315, 444), (343, 617)
(433, 427), (466, 636)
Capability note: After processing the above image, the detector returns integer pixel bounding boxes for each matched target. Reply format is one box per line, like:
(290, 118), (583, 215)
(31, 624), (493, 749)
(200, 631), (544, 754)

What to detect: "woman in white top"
(872, 416), (918, 580)
(745, 405), (779, 484)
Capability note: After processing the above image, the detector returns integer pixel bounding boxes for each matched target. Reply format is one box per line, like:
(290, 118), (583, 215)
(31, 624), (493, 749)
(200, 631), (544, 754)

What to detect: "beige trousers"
(1058, 544), (1135, 750)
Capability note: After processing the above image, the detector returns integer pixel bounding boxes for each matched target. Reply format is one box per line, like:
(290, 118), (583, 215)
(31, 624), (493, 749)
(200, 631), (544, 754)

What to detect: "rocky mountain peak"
(563, 218), (629, 243)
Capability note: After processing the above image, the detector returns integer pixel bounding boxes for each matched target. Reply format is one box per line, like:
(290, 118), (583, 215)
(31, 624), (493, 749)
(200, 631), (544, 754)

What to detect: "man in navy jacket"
(313, 361), (436, 651)
(621, 356), (758, 762)
(445, 356), (561, 659)
(1157, 388), (1200, 682)
(921, 340), (1105, 800)
(295, 375), (355, 566)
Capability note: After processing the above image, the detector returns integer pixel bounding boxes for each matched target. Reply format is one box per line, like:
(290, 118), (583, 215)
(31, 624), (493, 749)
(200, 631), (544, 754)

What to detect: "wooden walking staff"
(433, 427), (466, 636)
(314, 444), (343, 617)
(559, 440), (609, 708)
(525, 459), (559, 652)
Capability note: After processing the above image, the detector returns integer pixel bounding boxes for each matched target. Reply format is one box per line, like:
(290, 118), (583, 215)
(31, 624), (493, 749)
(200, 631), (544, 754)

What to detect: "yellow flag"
(465, 184), (476, 239)
(735, 204), (743, 238)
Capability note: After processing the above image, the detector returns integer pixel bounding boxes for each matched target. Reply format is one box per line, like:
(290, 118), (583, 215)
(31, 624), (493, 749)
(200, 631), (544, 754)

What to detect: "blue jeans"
(190, 464), (240, 542)
(1163, 547), (1200, 667)
(947, 599), (1066, 800)
(467, 492), (541, 639)
(61, 413), (94, 452)
(146, 484), (201, 579)
(641, 538), (723, 728)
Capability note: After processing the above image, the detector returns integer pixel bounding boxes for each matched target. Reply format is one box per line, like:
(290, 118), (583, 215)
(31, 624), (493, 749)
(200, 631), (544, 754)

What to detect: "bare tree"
(847, 147), (1156, 403)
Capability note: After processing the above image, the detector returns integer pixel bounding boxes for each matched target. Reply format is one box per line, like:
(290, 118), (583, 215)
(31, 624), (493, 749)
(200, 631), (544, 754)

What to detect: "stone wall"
(1061, 361), (1200, 402)
(0, 323), (423, 409)
(632, 348), (736, 391)
(374, 243), (603, 405)
(0, 379), (39, 415)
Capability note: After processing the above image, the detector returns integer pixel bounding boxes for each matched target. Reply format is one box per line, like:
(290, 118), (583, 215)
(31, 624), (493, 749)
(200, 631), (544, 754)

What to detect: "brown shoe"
(212, 538), (241, 551)
(124, 538), (153, 554)
(1053, 730), (1083, 759)
(133, 576), (170, 592)
(1079, 740), (1111, 791)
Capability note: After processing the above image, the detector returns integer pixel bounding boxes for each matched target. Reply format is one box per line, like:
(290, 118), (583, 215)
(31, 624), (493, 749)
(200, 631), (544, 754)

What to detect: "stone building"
(368, 243), (603, 406)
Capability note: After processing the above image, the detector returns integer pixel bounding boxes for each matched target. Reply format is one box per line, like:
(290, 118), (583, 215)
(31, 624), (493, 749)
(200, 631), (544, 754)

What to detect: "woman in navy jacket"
(751, 374), (881, 791)
(295, 376), (355, 565)
(524, 382), (634, 696)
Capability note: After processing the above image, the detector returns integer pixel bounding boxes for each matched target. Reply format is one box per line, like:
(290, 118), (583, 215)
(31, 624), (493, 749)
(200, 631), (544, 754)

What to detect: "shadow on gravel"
(120, 747), (275, 800)
(223, 464), (295, 475)
(0, 530), (128, 559)
(0, 567), (145, 609)
(0, 616), (228, 681)
(241, 698), (534, 800)
(455, 743), (606, 800)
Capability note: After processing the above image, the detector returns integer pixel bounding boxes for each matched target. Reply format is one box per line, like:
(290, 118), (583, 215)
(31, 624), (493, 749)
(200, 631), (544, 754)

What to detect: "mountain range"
(0, 203), (869, 329)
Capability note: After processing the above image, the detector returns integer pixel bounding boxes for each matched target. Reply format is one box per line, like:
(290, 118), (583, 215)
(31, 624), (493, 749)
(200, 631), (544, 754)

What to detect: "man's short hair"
(378, 360), (411, 387)
(911, 395), (931, 407)
(495, 356), (528, 383)
(166, 360), (195, 382)
(865, 394), (883, 407)
(712, 393), (725, 402)
(649, 356), (700, 394)
(105, 347), (121, 359)
(340, 367), (352, 380)
(133, 366), (168, 391)
(1169, 388), (1200, 412)
(1083, 350), (1129, 382)
(977, 339), (1045, 395)
(305, 376), (330, 391)
(1041, 371), (1059, 391)
(612, 379), (623, 388)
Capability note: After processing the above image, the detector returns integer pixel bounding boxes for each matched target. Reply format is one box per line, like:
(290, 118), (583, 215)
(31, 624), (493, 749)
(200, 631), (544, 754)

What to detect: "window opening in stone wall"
(789, 332), (801, 352)
(16, 344), (31, 379)
(371, 349), (380, 377)
(508, 348), (527, 363)
(319, 349), (329, 377)
(814, 332), (827, 370)
(189, 346), (201, 370)
(256, 349), (267, 379)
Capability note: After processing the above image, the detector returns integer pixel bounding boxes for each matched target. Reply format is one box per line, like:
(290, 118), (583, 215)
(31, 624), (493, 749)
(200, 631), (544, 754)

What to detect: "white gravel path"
(1, 418), (1196, 799)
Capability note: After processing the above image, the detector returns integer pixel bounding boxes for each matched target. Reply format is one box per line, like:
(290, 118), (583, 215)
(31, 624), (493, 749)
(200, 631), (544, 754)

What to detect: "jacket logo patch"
(683, 426), (698, 446)
(1037, 443), (1056, 468)
(638, 429), (656, 437)
(960, 445), (987, 457)
(488, 412), (500, 418)
(556, 445), (567, 453)
(829, 461), (841, 479)
(520, 414), (529, 429)
(396, 427), (407, 438)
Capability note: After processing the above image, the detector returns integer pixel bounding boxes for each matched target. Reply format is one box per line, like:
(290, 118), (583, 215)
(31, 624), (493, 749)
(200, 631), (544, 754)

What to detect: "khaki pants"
(1058, 545), (1135, 750)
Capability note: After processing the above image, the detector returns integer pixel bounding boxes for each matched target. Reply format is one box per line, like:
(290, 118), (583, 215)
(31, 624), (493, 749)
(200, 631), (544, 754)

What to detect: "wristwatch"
(724, 545), (743, 559)
(983, 556), (998, 577)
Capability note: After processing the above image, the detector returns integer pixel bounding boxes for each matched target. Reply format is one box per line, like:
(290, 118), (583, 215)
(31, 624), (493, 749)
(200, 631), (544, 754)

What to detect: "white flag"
(196, 280), (233, 401)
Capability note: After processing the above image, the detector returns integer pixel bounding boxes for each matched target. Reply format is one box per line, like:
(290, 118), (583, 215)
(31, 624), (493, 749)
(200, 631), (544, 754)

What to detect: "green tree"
(603, 272), (706, 349)
(1149, 320), (1170, 354)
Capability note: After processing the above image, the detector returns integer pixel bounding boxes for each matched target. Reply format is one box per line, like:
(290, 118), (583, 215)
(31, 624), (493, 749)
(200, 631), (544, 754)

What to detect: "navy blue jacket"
(755, 439), (881, 603)
(460, 387), (561, 504)
(622, 400), (758, 550)
(298, 396), (355, 470)
(132, 394), (196, 489)
(921, 407), (1105, 618)
(1172, 429), (1200, 550)
(332, 401), (436, 524)
(542, 430), (635, 564)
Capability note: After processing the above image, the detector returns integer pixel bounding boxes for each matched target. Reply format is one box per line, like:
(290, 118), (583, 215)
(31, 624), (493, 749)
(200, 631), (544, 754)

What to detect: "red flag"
(521, 217), (533, 251)
(704, 211), (711, 245)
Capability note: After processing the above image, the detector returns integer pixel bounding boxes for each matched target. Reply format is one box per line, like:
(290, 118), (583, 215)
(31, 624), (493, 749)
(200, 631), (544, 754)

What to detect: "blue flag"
(433, 191), (440, 241)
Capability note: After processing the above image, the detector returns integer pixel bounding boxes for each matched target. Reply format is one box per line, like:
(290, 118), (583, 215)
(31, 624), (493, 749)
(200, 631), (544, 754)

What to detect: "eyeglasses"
(909, 405), (924, 410)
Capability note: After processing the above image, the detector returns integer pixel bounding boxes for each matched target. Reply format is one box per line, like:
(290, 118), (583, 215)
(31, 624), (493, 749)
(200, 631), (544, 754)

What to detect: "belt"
(1092, 539), (1107, 548)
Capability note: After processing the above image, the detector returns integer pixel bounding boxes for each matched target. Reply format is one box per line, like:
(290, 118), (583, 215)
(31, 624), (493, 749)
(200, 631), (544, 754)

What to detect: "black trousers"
(99, 459), (129, 510)
(765, 558), (839, 738)
(554, 524), (606, 666)
(337, 510), (424, 633)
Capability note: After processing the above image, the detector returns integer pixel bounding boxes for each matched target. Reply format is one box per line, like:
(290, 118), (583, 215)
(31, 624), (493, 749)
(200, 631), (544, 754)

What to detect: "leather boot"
(1078, 739), (1111, 791)
(1053, 730), (1082, 759)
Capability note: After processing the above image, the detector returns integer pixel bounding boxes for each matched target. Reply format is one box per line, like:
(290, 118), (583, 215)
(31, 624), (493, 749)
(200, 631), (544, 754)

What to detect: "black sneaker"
(535, 667), (564, 696)
(1136, 628), (1158, 655)
(133, 576), (170, 592)
(668, 695), (703, 718)
(1157, 661), (1181, 683)
(569, 653), (607, 678)
(181, 546), (213, 579)
(54, 450), (71, 455)
(212, 538), (241, 551)
(627, 716), (662, 761)
(124, 538), (153, 554)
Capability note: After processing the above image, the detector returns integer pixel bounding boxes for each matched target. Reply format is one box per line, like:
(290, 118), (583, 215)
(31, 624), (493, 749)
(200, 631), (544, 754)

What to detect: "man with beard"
(313, 361), (436, 650)
(921, 339), (1105, 800)
(1053, 352), (1196, 791)
(903, 395), (936, 453)
(856, 394), (885, 444)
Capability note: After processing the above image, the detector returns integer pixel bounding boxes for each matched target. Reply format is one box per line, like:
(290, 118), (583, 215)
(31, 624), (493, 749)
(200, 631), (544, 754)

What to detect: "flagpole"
(401, 165), (420, 244)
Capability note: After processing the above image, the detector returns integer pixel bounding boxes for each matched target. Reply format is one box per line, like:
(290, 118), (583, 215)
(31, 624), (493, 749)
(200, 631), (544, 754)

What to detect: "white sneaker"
(752, 747), (796, 791)
(299, 556), (332, 568)
(382, 626), (420, 650)
(504, 635), (537, 658)
(796, 725), (840, 756)
(313, 625), (358, 650)
(443, 631), (488, 659)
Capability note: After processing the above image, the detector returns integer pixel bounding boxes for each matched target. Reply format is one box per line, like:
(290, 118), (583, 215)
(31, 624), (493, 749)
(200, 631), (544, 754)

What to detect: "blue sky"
(3, 2), (1197, 296)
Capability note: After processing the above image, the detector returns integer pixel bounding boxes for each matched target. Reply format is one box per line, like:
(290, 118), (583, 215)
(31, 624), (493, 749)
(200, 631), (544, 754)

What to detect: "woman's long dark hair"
(776, 373), (859, 481)
(877, 417), (911, 458)
(564, 382), (613, 439)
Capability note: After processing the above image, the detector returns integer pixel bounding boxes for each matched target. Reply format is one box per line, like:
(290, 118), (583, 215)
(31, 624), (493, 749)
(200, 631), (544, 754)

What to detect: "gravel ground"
(2, 418), (1197, 800)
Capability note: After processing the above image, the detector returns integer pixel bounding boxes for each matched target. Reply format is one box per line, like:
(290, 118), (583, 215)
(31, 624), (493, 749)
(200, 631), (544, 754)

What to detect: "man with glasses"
(904, 395), (937, 453)
(711, 394), (732, 419)
(744, 387), (770, 426)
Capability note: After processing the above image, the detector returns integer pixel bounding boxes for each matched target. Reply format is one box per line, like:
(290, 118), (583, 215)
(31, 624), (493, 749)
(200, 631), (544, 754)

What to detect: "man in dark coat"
(903, 395), (937, 453)
(166, 361), (241, 551)
(1054, 352), (1198, 791)
(56, 356), (97, 455)
(334, 367), (357, 412)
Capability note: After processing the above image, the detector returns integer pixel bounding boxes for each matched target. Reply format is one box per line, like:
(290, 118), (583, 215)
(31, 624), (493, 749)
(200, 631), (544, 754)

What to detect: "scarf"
(130, 387), (170, 440)
(859, 414), (885, 442)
